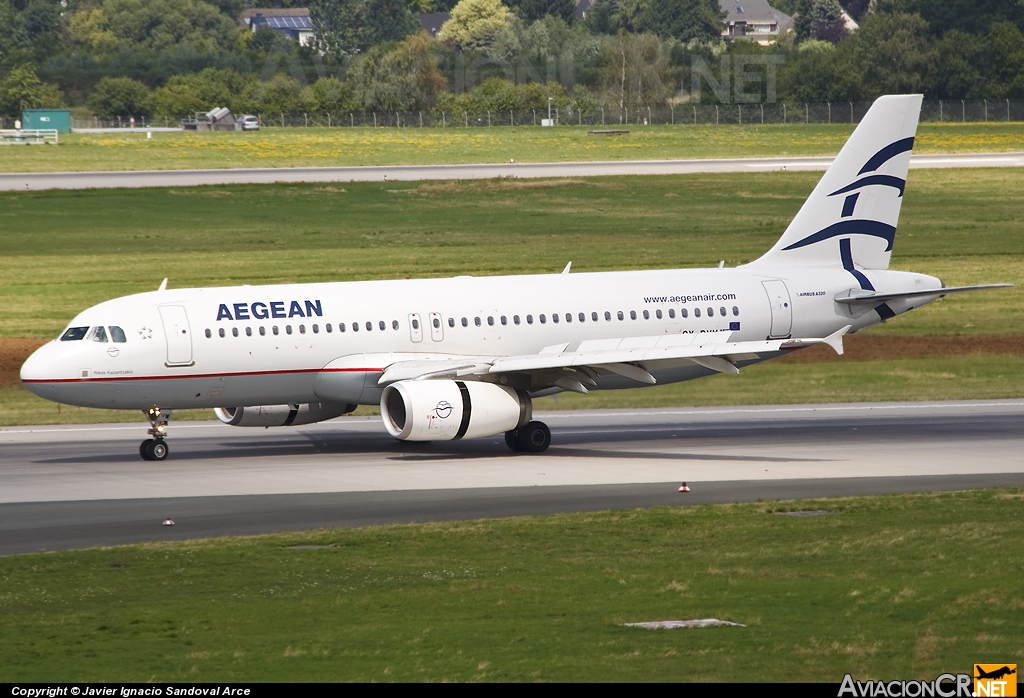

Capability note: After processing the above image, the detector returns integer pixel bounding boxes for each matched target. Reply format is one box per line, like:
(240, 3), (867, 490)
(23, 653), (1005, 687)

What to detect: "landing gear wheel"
(505, 429), (523, 452)
(140, 438), (169, 461)
(150, 440), (168, 460)
(517, 421), (551, 453)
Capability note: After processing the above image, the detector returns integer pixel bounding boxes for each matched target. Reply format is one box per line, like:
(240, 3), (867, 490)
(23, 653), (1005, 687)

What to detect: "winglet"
(824, 325), (851, 356)
(157, 278), (168, 292)
(561, 261), (571, 275)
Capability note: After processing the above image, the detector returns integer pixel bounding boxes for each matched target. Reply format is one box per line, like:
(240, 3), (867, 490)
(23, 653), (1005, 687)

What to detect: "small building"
(22, 108), (72, 133)
(239, 8), (314, 46)
(719, 0), (793, 44)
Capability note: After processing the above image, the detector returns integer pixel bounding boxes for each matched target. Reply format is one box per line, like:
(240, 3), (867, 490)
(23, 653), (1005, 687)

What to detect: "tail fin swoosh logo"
(783, 137), (914, 251)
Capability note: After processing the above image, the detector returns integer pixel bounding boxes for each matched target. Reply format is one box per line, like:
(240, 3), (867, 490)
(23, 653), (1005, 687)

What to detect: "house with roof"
(238, 8), (314, 46)
(719, 0), (793, 43)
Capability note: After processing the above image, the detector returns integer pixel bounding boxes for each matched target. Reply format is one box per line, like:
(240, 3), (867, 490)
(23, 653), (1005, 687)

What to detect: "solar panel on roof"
(262, 16), (311, 29)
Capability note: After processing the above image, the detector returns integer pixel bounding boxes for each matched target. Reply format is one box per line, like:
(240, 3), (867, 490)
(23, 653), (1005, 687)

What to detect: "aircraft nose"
(20, 341), (63, 398)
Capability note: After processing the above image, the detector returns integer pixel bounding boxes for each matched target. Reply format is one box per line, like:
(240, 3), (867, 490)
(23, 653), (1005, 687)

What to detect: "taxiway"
(1, 400), (1022, 555)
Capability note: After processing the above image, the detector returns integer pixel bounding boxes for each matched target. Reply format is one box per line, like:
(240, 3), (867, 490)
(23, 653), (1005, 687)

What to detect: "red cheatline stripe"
(22, 367), (384, 384)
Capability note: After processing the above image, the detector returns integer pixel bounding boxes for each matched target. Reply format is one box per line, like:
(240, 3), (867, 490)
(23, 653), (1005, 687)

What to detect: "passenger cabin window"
(475, 317), (481, 327)
(60, 327), (89, 341)
(694, 308), (701, 318)
(668, 309), (675, 319)
(219, 328), (226, 338)
(720, 306), (727, 317)
(339, 323), (346, 332)
(232, 327), (239, 337)
(109, 326), (127, 343)
(273, 326), (280, 335)
(733, 306), (740, 316)
(366, 321), (372, 331)
(643, 310), (650, 320)
(448, 317), (455, 328)
(630, 311), (637, 320)
(501, 316), (507, 326)
(707, 307), (714, 317)
(605, 312), (611, 321)
(260, 326), (267, 336)
(487, 316), (494, 326)
(551, 314), (558, 324)
(514, 315), (521, 325)
(539, 314), (546, 324)
(205, 329), (212, 338)
(86, 326), (108, 342)
(379, 320), (386, 331)
(286, 325), (293, 335)
(312, 324), (319, 334)
(526, 315), (533, 324)
(617, 311), (624, 321)
(326, 323), (333, 333)
(246, 327), (253, 337)
(681, 308), (688, 318)
(392, 320), (399, 330)
(462, 317), (468, 327)
(655, 310), (662, 320)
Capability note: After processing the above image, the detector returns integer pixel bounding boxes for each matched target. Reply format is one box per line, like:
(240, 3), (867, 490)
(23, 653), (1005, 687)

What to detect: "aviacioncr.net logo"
(839, 673), (973, 697)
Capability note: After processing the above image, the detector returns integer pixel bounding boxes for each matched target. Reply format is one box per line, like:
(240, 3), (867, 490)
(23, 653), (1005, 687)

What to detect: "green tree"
(986, 21), (1024, 98)
(365, 0), (419, 46)
(439, 0), (513, 51)
(87, 76), (152, 117)
(0, 63), (63, 119)
(808, 0), (847, 43)
(635, 0), (723, 43)
(598, 31), (671, 117)
(148, 68), (259, 117)
(67, 0), (242, 55)
(301, 76), (359, 113)
(852, 12), (936, 97)
(309, 0), (368, 57)
(506, 0), (575, 23)
(928, 29), (983, 98)
(778, 41), (863, 102)
(351, 31), (447, 111)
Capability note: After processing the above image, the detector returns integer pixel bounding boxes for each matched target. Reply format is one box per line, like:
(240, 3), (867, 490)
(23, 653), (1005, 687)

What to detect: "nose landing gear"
(140, 407), (171, 461)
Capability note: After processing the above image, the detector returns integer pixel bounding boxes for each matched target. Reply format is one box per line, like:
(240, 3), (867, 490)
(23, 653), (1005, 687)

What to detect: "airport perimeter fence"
(66, 99), (1024, 131)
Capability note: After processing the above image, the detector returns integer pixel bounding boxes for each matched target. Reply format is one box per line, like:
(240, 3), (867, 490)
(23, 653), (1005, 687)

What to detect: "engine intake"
(381, 380), (531, 441)
(214, 402), (354, 427)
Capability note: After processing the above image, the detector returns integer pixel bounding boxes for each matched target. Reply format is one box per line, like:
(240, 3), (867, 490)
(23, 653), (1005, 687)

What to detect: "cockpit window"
(86, 326), (108, 343)
(109, 326), (127, 343)
(60, 327), (89, 341)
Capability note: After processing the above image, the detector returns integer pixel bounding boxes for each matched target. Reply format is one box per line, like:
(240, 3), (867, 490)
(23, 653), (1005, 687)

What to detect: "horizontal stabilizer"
(834, 284), (1012, 306)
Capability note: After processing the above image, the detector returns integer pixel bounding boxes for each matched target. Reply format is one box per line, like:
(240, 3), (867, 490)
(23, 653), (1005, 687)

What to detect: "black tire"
(151, 440), (169, 460)
(517, 421), (551, 453)
(140, 439), (154, 461)
(505, 429), (523, 452)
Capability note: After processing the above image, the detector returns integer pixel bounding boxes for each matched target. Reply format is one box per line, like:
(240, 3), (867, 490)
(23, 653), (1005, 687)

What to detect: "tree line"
(1, 0), (1023, 121)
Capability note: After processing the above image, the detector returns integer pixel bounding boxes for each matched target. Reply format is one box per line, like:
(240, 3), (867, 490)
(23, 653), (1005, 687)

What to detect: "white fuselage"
(21, 265), (942, 412)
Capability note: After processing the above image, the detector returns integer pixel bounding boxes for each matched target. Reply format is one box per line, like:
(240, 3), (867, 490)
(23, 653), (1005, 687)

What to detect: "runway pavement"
(1, 400), (1022, 555)
(2, 152), (1023, 191)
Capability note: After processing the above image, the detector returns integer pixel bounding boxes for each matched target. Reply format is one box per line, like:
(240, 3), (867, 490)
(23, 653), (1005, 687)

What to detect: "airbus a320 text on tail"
(20, 95), (1009, 460)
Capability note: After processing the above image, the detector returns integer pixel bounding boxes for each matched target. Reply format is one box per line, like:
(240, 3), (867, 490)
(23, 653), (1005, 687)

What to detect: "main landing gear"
(140, 406), (171, 461)
(505, 421), (551, 453)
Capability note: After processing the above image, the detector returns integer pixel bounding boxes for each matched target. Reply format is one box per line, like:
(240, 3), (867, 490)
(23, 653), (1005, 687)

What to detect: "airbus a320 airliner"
(20, 95), (1009, 460)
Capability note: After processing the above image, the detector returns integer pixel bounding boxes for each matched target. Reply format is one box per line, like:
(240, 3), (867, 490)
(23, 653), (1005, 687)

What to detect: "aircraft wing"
(378, 326), (851, 393)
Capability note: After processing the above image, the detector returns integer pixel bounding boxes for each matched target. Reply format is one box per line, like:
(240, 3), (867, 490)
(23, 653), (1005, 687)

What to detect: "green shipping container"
(21, 109), (72, 133)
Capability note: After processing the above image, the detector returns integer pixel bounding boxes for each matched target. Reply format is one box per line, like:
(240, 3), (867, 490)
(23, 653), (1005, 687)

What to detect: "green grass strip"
(1, 489), (1021, 681)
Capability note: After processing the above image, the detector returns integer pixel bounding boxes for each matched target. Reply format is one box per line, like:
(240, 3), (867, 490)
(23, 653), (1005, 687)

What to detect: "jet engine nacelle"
(214, 402), (355, 427)
(381, 380), (531, 441)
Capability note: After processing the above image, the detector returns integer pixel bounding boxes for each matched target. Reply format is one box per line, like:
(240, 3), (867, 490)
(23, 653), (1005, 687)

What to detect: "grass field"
(1, 123), (1022, 173)
(1, 167), (1022, 426)
(1, 489), (1021, 681)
